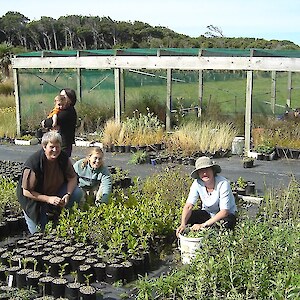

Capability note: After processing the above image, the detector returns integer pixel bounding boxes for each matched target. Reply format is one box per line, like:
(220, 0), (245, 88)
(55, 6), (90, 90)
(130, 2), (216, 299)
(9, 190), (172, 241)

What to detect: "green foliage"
(136, 220), (300, 299)
(0, 176), (20, 222)
(77, 102), (114, 133)
(135, 177), (300, 299)
(258, 177), (300, 223)
(128, 151), (148, 164)
(236, 176), (247, 189)
(50, 167), (190, 260)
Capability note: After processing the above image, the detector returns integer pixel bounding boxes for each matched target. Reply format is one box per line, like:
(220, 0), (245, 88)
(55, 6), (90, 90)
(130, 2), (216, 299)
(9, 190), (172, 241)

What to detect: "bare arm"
(59, 166), (79, 207)
(176, 202), (194, 236)
(23, 189), (62, 206)
(191, 209), (229, 231)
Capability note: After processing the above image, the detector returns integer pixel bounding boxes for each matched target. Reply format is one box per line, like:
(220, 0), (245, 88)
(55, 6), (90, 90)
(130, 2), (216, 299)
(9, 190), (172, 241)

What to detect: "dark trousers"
(187, 209), (237, 230)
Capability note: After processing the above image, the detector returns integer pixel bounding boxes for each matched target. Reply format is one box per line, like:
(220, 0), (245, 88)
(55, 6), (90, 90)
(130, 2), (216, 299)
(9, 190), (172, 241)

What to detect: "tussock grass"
(0, 107), (16, 138)
(166, 121), (238, 156)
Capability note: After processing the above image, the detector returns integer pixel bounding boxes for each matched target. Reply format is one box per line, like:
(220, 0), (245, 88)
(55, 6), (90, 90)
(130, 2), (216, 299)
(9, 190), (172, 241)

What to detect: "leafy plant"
(128, 150), (148, 164)
(236, 176), (247, 189)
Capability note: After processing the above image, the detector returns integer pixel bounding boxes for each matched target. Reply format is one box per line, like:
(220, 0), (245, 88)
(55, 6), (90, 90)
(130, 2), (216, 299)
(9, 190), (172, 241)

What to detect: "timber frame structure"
(11, 48), (300, 153)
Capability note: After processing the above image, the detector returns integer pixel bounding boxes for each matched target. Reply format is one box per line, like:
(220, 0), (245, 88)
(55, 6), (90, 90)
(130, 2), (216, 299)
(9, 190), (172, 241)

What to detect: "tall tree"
(0, 42), (13, 78)
(0, 11), (29, 49)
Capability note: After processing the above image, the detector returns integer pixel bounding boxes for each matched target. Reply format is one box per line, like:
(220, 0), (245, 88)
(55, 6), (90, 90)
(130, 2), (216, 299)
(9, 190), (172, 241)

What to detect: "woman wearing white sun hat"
(176, 156), (237, 236)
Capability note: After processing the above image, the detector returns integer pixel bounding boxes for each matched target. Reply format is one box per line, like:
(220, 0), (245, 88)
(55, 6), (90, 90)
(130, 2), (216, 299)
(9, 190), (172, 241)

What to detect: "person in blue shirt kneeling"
(73, 147), (112, 206)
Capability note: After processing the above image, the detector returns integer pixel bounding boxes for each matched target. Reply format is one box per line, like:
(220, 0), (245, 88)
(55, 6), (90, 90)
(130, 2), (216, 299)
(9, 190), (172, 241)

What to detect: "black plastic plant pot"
(105, 263), (124, 284)
(6, 217), (19, 235)
(93, 262), (106, 282)
(10, 254), (23, 267)
(49, 256), (66, 277)
(26, 270), (42, 290)
(121, 261), (136, 283)
(245, 182), (256, 195)
(243, 160), (254, 168)
(6, 266), (21, 287)
(129, 255), (145, 276)
(0, 251), (12, 267)
(16, 268), (31, 289)
(31, 251), (45, 272)
(79, 285), (97, 300)
(78, 264), (95, 284)
(51, 277), (68, 298)
(38, 275), (53, 296)
(0, 265), (7, 282)
(65, 282), (81, 300)
(70, 255), (86, 271)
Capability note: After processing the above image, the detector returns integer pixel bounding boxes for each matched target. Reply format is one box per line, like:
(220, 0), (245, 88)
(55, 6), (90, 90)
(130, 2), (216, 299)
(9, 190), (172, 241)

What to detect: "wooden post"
(114, 68), (121, 124)
(271, 71), (276, 114)
(198, 70), (203, 118)
(13, 68), (21, 136)
(287, 71), (292, 108)
(76, 51), (82, 102)
(245, 71), (253, 154)
(120, 68), (125, 114)
(166, 68), (172, 131)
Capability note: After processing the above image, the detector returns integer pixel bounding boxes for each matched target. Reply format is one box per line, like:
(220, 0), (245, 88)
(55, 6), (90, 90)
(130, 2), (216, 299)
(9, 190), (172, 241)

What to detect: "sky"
(1, 0), (300, 46)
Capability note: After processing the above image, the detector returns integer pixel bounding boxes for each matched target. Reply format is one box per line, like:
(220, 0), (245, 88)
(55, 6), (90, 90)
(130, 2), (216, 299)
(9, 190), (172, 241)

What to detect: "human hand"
(176, 224), (186, 237)
(48, 196), (62, 206)
(59, 194), (70, 207)
(190, 223), (206, 231)
(41, 120), (45, 128)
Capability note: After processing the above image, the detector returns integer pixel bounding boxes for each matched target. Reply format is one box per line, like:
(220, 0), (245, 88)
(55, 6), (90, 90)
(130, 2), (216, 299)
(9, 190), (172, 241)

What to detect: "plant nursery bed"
(0, 233), (177, 300)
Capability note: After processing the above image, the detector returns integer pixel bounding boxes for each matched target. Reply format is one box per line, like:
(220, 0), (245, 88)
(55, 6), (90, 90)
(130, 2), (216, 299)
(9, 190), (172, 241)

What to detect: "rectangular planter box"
(75, 140), (91, 147)
(15, 138), (39, 145)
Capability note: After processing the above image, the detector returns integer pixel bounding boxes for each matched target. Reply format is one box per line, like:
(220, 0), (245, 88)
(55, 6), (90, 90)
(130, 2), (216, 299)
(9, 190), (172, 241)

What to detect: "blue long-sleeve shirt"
(73, 158), (112, 203)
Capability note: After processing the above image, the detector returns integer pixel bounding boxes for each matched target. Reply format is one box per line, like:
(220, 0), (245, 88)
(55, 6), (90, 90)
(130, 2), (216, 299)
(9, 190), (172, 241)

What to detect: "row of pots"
(232, 181), (256, 196)
(0, 160), (23, 182)
(0, 232), (154, 288)
(105, 143), (164, 153)
(0, 275), (102, 300)
(0, 214), (27, 240)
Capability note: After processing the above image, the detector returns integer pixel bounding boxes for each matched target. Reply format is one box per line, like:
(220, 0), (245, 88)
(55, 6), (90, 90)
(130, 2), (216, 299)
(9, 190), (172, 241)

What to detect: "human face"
(198, 167), (214, 183)
(56, 99), (65, 110)
(43, 141), (61, 161)
(89, 153), (103, 169)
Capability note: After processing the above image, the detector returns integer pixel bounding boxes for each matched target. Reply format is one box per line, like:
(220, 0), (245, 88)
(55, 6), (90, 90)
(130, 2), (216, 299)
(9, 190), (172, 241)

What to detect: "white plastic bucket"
(178, 233), (203, 264)
(231, 136), (245, 155)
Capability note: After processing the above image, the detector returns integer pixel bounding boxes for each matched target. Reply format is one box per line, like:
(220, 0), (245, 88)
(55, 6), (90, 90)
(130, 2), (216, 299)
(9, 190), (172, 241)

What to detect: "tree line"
(1, 11), (299, 52)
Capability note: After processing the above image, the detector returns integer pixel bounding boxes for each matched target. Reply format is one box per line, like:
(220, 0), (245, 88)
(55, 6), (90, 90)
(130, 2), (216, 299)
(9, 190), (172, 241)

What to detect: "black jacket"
(43, 106), (77, 150)
(17, 149), (69, 223)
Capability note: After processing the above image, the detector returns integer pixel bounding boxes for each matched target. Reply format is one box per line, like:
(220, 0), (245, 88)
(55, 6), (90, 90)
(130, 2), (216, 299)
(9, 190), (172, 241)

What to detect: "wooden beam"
(12, 56), (300, 72)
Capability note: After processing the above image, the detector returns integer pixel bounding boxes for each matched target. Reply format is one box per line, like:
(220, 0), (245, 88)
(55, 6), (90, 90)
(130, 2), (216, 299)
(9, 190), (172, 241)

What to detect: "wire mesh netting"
(17, 67), (300, 132)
